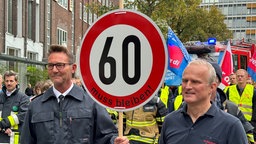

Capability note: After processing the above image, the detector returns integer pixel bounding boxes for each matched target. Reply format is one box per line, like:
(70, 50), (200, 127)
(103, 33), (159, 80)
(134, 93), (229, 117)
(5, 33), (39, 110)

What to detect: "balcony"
(246, 29), (256, 34)
(246, 16), (256, 21)
(247, 3), (256, 9)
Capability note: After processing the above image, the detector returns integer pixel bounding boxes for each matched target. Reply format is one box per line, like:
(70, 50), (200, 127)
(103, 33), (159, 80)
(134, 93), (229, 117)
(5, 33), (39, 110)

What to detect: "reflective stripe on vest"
(127, 134), (158, 144)
(156, 116), (165, 122)
(7, 115), (18, 128)
(126, 119), (156, 127)
(174, 95), (183, 111)
(229, 84), (254, 121)
(124, 106), (160, 139)
(9, 132), (19, 144)
(160, 86), (169, 108)
(0, 111), (20, 144)
(247, 133), (254, 143)
(106, 108), (118, 124)
(9, 112), (19, 130)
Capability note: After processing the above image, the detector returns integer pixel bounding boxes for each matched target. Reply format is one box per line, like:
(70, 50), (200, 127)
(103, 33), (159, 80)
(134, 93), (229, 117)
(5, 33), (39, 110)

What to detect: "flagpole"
(118, 0), (124, 137)
(119, 0), (123, 9)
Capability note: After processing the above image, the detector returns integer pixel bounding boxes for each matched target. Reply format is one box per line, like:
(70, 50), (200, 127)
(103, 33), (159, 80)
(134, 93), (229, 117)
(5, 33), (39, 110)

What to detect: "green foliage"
(27, 66), (48, 86)
(0, 63), (7, 74)
(151, 0), (232, 41)
(86, 1), (119, 16)
(88, 0), (232, 42)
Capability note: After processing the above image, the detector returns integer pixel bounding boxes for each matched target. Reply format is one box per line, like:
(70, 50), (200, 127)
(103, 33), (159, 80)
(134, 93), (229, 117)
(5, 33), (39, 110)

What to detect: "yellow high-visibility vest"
(160, 86), (169, 108)
(228, 84), (254, 121)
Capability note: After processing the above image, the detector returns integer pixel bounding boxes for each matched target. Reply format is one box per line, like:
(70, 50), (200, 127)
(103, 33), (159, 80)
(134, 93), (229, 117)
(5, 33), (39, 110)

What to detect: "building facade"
(200, 0), (256, 41)
(0, 0), (117, 91)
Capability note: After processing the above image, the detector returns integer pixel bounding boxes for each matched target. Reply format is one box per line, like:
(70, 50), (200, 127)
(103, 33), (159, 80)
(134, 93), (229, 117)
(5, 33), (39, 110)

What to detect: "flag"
(164, 68), (182, 86)
(219, 41), (233, 86)
(247, 45), (256, 82)
(166, 27), (191, 78)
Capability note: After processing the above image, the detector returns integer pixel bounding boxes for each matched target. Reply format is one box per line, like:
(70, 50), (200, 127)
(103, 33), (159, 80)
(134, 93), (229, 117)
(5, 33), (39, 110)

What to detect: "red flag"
(219, 41), (233, 86)
(248, 44), (256, 82)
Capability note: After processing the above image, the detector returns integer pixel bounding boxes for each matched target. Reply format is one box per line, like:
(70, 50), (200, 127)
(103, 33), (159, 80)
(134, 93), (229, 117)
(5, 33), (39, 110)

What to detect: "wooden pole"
(119, 0), (123, 9)
(118, 0), (124, 137)
(118, 111), (123, 137)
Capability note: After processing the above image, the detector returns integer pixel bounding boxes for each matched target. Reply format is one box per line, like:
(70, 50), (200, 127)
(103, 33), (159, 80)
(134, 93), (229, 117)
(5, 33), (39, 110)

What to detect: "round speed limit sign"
(78, 9), (167, 111)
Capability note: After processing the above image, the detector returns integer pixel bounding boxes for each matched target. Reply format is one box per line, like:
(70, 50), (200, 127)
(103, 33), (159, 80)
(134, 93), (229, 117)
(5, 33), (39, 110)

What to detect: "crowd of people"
(0, 45), (129, 144)
(0, 44), (256, 144)
(105, 59), (256, 144)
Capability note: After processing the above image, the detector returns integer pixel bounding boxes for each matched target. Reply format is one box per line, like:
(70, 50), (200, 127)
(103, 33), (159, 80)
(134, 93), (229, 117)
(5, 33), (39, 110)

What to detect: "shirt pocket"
(31, 112), (54, 141)
(200, 135), (220, 144)
(67, 108), (92, 141)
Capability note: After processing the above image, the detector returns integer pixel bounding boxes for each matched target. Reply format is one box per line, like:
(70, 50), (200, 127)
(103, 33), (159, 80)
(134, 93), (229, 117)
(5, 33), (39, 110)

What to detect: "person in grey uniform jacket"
(0, 70), (30, 144)
(20, 44), (129, 144)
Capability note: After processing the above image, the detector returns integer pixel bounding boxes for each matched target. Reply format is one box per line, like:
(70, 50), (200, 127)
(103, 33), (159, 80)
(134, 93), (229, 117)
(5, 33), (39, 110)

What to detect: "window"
(58, 0), (68, 9)
(8, 48), (20, 71)
(28, 1), (33, 38)
(240, 55), (247, 70)
(233, 54), (238, 72)
(93, 13), (97, 22)
(222, 6), (228, 15)
(252, 9), (256, 14)
(80, 3), (88, 22)
(80, 3), (82, 19)
(69, 0), (73, 11)
(7, 0), (13, 33)
(27, 51), (38, 61)
(89, 10), (92, 25)
(83, 5), (88, 22)
(57, 28), (67, 46)
(225, 19), (233, 28)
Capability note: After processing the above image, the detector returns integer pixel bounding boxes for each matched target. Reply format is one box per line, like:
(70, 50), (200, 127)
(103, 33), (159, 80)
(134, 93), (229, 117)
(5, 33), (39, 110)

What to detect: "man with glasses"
(20, 45), (129, 144)
(225, 69), (256, 142)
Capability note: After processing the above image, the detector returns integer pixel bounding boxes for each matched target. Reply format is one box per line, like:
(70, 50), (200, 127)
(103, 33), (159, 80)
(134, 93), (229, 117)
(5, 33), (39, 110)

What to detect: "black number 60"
(99, 35), (141, 85)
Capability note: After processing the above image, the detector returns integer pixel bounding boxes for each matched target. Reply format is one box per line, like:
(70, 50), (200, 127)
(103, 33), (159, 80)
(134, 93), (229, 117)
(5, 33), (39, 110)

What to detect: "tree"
(204, 6), (232, 41)
(27, 66), (48, 87)
(124, 0), (232, 41)
(87, 0), (232, 42)
(86, 1), (119, 16)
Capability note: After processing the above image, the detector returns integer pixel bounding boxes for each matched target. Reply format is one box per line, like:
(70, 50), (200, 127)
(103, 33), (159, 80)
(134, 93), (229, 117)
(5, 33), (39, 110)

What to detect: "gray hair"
(184, 59), (216, 84)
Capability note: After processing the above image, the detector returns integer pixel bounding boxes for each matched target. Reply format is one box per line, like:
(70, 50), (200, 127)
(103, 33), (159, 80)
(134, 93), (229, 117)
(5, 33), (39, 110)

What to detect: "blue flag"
(164, 68), (182, 86)
(166, 27), (191, 78)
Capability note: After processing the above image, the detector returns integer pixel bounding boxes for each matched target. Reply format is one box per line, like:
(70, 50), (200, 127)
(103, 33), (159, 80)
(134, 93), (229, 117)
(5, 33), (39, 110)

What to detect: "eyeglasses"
(46, 63), (73, 70)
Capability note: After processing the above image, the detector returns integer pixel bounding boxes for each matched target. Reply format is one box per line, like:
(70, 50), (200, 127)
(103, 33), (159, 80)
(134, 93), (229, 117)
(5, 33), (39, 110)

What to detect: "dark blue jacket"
(20, 85), (118, 144)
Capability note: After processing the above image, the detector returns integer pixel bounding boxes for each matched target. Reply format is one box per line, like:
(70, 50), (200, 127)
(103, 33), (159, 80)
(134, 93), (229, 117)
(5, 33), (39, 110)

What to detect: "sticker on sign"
(78, 9), (167, 111)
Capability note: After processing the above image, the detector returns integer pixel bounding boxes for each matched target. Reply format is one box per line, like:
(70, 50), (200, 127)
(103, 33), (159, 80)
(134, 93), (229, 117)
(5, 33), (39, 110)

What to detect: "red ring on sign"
(79, 10), (167, 111)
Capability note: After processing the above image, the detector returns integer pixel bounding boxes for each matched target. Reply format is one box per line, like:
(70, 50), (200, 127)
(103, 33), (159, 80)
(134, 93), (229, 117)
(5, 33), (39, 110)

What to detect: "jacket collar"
(181, 102), (217, 118)
(2, 85), (20, 96)
(41, 85), (84, 102)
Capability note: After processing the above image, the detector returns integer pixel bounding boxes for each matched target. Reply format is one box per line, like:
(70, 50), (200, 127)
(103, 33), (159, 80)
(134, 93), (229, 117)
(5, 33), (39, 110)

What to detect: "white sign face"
(78, 9), (167, 111)
(90, 25), (152, 96)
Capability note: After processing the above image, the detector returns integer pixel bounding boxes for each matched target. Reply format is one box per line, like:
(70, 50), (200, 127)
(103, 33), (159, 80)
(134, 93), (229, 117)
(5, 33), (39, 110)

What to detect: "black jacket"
(20, 85), (118, 144)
